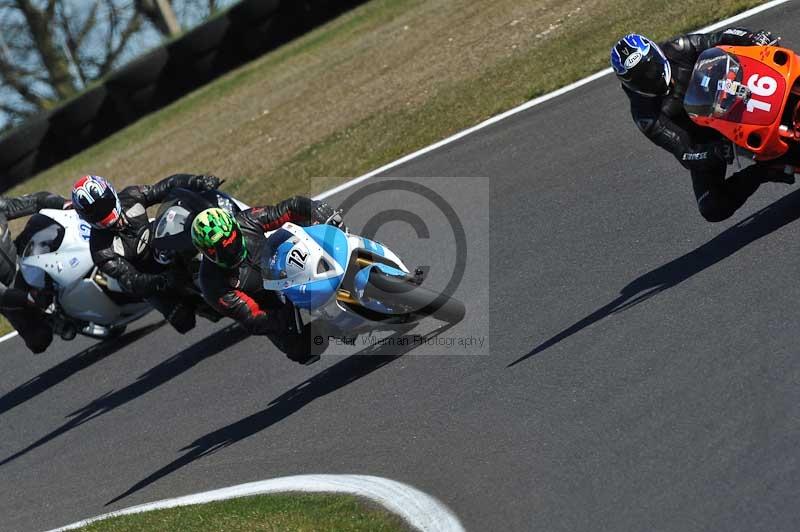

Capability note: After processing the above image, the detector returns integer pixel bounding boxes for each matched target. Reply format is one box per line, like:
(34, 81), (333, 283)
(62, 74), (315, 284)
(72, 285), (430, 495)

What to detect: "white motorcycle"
(18, 209), (152, 340)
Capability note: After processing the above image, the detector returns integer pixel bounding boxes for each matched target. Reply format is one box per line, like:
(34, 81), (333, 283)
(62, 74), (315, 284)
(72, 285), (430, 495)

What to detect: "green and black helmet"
(191, 208), (247, 268)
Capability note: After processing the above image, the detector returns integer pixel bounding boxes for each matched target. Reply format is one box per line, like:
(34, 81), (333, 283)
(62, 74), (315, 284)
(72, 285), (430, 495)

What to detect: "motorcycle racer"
(71, 173), (220, 333)
(611, 28), (794, 222)
(191, 196), (340, 364)
(1, 191), (69, 353)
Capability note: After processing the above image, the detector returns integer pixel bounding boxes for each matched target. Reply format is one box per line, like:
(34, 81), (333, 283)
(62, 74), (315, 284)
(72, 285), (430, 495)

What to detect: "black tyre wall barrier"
(167, 14), (231, 61)
(3, 150), (41, 190)
(49, 85), (108, 134)
(35, 85), (108, 165)
(106, 47), (170, 90)
(0, 112), (50, 169)
(105, 47), (171, 123)
(229, 0), (281, 23)
(0, 0), (370, 192)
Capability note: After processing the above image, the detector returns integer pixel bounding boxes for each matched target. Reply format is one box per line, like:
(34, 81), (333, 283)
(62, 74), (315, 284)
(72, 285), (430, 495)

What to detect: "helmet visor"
(80, 194), (122, 229)
(206, 228), (247, 268)
(625, 51), (671, 96)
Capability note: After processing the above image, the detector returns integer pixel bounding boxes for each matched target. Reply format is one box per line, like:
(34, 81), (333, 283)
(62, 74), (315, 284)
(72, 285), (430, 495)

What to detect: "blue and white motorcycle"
(261, 221), (465, 336)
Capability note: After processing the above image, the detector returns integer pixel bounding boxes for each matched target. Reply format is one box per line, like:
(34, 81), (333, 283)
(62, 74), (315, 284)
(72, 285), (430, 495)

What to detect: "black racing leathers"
(1, 191), (65, 352)
(90, 174), (209, 296)
(623, 28), (783, 222)
(199, 196), (332, 360)
(89, 174), (213, 332)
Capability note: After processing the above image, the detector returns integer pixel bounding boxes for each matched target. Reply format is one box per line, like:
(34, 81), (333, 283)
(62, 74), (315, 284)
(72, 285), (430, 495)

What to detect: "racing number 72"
(288, 248), (308, 268)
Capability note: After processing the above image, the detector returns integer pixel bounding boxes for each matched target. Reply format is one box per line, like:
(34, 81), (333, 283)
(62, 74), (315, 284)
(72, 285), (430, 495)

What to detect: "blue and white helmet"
(611, 34), (672, 96)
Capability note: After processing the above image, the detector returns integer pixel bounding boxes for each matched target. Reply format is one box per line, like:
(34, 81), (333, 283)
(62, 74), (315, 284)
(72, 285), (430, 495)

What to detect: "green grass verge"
(0, 0), (767, 338)
(72, 493), (411, 532)
(0, 317), (10, 337)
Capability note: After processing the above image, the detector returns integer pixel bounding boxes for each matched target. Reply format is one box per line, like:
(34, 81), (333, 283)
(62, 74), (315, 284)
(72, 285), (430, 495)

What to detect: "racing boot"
(761, 165), (796, 185)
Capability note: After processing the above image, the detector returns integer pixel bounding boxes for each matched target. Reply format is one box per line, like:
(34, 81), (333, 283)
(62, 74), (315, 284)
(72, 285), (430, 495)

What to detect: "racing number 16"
(746, 74), (778, 113)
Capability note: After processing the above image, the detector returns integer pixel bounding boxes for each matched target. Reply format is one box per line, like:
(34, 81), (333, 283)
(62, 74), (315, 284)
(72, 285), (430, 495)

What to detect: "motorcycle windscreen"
(153, 205), (195, 252)
(262, 228), (294, 281)
(21, 222), (65, 288)
(685, 48), (785, 126)
(685, 48), (744, 119)
(23, 223), (65, 258)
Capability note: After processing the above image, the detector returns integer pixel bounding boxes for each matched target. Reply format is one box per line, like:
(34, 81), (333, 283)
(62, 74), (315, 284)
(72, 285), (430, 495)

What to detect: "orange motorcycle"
(684, 44), (800, 168)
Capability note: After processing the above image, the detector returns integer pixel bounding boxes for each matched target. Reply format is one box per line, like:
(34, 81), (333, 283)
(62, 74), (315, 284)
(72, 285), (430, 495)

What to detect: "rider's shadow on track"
(105, 322), (457, 506)
(509, 187), (800, 367)
(0, 323), (250, 468)
(0, 321), (166, 417)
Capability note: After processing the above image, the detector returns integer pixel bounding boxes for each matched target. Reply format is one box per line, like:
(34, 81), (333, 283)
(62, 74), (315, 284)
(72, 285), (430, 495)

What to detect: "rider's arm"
(243, 196), (334, 232)
(139, 174), (221, 207)
(0, 192), (66, 221)
(668, 28), (773, 55)
(0, 284), (30, 310)
(199, 266), (282, 335)
(90, 236), (168, 296)
(626, 88), (694, 163)
(627, 89), (729, 170)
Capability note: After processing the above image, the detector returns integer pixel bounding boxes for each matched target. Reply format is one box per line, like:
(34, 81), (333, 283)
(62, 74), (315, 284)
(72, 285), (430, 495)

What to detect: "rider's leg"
(692, 164), (762, 223)
(2, 305), (53, 353)
(1, 276), (53, 353)
(0, 283), (30, 309)
(264, 305), (328, 365)
(146, 291), (196, 334)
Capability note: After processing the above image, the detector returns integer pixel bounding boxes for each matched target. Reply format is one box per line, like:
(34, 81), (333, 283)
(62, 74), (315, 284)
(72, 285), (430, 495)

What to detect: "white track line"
(0, 330), (18, 344)
(48, 474), (465, 532)
(314, 0), (793, 201)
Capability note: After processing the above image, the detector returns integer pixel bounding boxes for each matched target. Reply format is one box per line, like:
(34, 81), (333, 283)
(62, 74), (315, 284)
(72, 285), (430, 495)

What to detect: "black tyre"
(106, 48), (169, 90)
(363, 269), (466, 323)
(167, 15), (230, 61)
(50, 85), (108, 133)
(1, 150), (39, 191)
(0, 112), (51, 168)
(229, 0), (280, 23)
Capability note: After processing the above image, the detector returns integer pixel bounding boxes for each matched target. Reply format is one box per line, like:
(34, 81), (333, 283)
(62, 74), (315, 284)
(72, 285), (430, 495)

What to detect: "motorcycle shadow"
(0, 320), (166, 418)
(106, 321), (457, 506)
(0, 323), (249, 468)
(509, 187), (800, 367)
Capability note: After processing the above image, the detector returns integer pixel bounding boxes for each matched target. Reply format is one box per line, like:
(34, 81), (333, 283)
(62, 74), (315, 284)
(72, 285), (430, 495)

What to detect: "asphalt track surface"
(4, 4), (800, 531)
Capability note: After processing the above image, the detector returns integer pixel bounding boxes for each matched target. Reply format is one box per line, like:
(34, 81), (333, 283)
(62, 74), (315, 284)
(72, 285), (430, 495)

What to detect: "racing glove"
(748, 30), (778, 46)
(153, 271), (177, 292)
(312, 201), (344, 226)
(189, 174), (221, 191)
(27, 289), (54, 309)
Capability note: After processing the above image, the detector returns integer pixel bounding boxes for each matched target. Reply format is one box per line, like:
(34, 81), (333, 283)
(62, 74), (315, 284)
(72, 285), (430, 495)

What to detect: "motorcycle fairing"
(262, 222), (412, 329)
(686, 45), (800, 160)
(21, 209), (91, 289)
(262, 222), (347, 310)
(353, 263), (408, 314)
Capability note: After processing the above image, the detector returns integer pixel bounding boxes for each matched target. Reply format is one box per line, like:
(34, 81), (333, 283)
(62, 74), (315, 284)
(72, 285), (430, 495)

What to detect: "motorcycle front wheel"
(363, 269), (465, 324)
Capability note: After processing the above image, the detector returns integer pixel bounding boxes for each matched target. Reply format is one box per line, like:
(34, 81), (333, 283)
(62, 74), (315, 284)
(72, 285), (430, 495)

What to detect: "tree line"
(0, 0), (233, 131)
